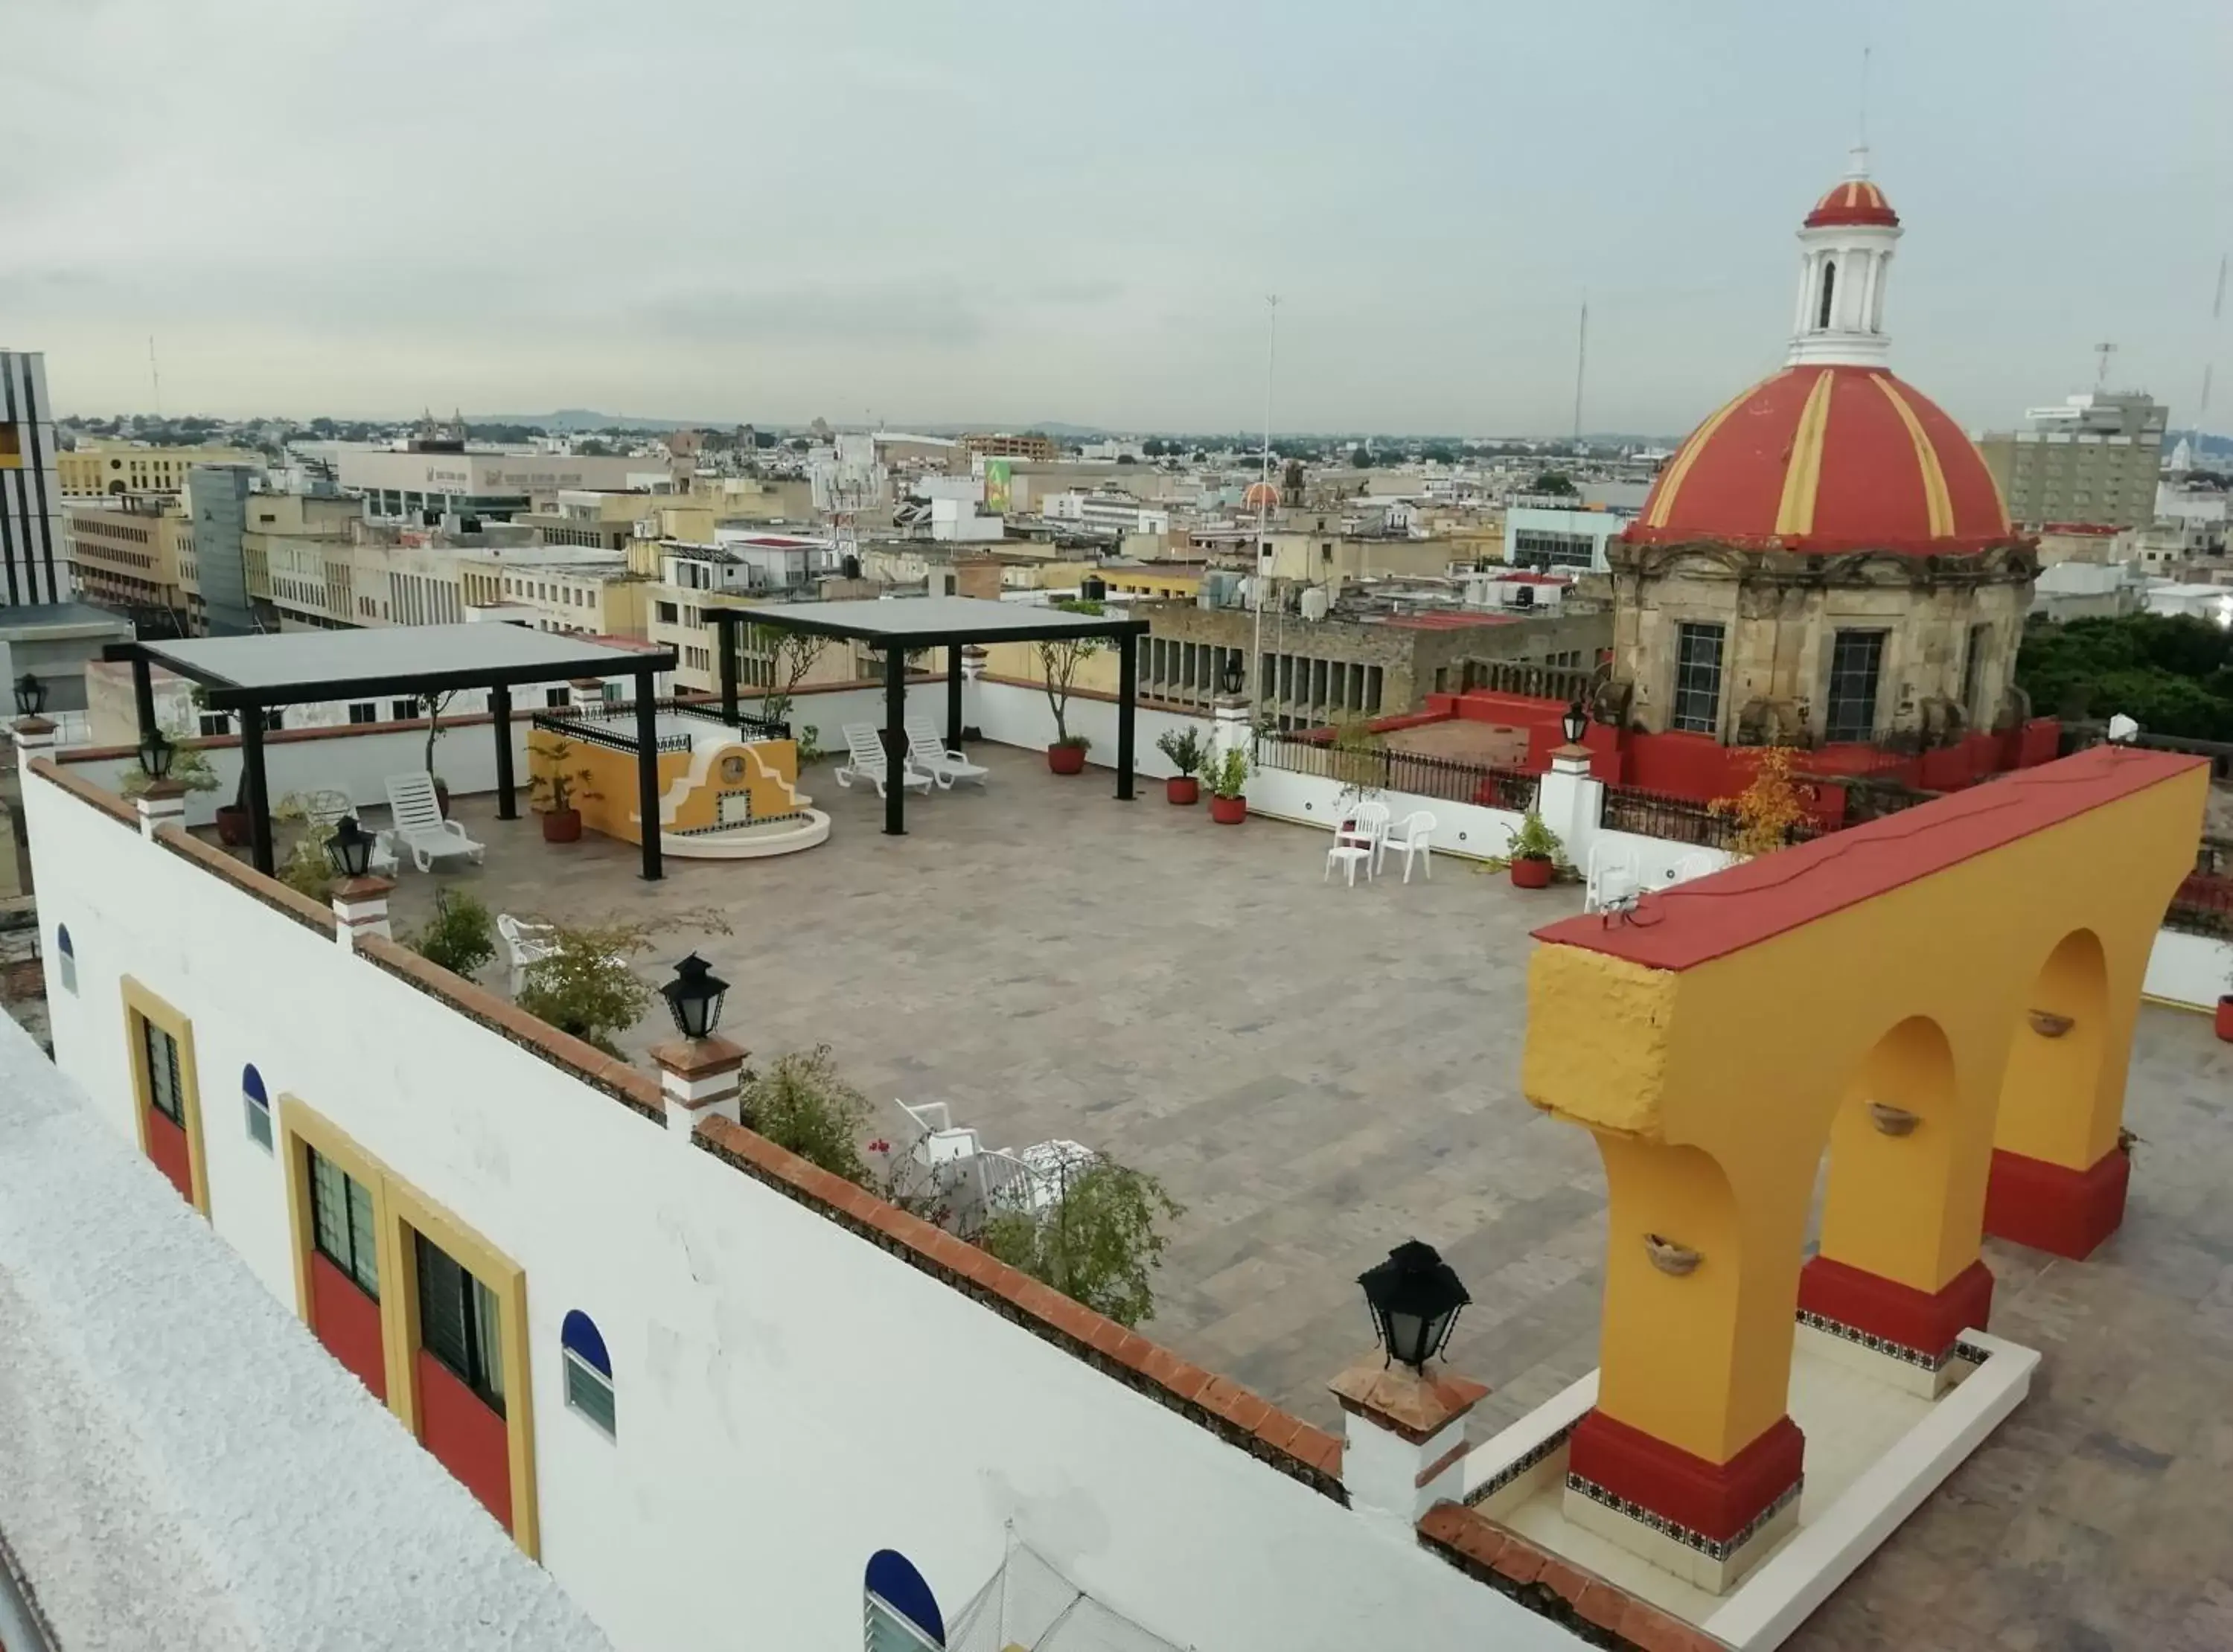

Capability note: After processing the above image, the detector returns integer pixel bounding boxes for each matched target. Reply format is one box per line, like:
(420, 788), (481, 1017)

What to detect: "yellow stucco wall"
(1521, 755), (2208, 1465)
(530, 730), (800, 847)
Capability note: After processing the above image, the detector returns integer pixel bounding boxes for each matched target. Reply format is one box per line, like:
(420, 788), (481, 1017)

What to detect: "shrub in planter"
(1489, 810), (1565, 889)
(977, 1158), (1183, 1329)
(1156, 726), (1208, 804)
(1036, 599), (1108, 772)
(526, 732), (600, 844)
(120, 737), (220, 802)
(1204, 747), (1249, 825)
(409, 888), (498, 981)
(1047, 734), (1090, 775)
(514, 920), (654, 1058)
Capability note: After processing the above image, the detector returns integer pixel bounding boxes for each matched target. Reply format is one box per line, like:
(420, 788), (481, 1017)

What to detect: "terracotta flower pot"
(541, 807), (582, 844)
(214, 804), (252, 847)
(1510, 855), (1554, 889)
(1166, 776), (1199, 805)
(1209, 794), (1247, 825)
(1047, 743), (1087, 775)
(2217, 995), (2233, 1043)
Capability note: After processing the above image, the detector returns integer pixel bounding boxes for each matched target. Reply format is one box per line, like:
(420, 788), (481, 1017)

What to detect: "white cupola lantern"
(1788, 147), (1902, 369)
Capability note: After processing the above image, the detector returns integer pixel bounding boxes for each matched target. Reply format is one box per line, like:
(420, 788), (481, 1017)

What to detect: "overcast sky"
(6, 0), (2229, 437)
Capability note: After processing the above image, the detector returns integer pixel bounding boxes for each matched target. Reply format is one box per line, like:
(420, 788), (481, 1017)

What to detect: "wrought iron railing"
(1597, 784), (1741, 851)
(1252, 730), (1539, 812)
(2166, 874), (2233, 939)
(529, 710), (690, 756)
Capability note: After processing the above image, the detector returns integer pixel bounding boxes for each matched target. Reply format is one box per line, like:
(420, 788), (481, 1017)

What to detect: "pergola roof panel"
(713, 595), (1148, 647)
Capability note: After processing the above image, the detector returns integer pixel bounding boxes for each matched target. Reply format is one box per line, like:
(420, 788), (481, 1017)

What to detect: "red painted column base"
(1798, 1255), (1993, 1366)
(1983, 1144), (2129, 1260)
(1567, 1408), (1804, 1548)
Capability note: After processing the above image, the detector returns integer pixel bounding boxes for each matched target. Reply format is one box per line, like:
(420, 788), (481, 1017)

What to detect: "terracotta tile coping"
(692, 1114), (1347, 1501)
(1416, 1502), (1732, 1652)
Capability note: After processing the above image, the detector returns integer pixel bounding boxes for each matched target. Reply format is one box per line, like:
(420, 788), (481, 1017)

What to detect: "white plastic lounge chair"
(380, 772), (485, 872)
(902, 714), (988, 790)
(304, 787), (397, 876)
(834, 723), (931, 800)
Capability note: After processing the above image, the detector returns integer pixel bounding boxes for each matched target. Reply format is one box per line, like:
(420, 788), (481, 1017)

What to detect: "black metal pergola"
(710, 595), (1151, 836)
(109, 626), (680, 880)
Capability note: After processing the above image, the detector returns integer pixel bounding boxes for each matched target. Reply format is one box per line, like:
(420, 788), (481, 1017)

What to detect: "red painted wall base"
(1567, 1408), (1804, 1544)
(308, 1251), (387, 1400)
(1798, 1255), (1993, 1362)
(1983, 1145), (2129, 1259)
(146, 1108), (194, 1203)
(417, 1349), (511, 1530)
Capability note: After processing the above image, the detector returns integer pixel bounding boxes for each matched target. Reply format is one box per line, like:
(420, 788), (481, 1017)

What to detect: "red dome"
(1626, 365), (2016, 556)
(1242, 481), (1281, 510)
(1805, 176), (1898, 228)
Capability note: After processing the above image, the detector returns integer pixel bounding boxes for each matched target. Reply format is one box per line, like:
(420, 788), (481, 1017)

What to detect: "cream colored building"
(58, 442), (258, 498)
(456, 548), (651, 638)
(63, 496), (198, 627)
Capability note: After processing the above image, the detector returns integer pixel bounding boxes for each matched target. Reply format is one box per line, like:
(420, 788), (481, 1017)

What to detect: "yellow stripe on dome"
(1772, 370), (1836, 537)
(1872, 375), (1955, 537)
(1645, 374), (1780, 529)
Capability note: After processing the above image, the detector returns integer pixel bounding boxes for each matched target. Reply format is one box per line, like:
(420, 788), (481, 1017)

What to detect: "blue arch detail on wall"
(55, 924), (73, 957)
(242, 1064), (268, 1107)
(560, 1310), (610, 1377)
(865, 1551), (943, 1646)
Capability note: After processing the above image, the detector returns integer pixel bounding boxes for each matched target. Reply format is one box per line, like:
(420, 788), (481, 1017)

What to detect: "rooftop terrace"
(290, 746), (2231, 1649)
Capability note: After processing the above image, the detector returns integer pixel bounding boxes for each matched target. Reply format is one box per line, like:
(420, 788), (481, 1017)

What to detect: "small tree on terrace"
(1710, 745), (1809, 859)
(1035, 598), (1108, 748)
(753, 623), (831, 729)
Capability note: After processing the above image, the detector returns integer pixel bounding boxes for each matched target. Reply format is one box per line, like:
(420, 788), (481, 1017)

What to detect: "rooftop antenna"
(1571, 295), (1588, 449)
(148, 336), (162, 419)
(1251, 292), (1279, 717)
(2094, 342), (2118, 389)
(1847, 43), (1873, 178)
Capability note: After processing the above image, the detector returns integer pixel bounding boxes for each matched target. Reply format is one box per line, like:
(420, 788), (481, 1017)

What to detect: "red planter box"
(1209, 795), (1247, 825)
(1166, 776), (1199, 805)
(2217, 996), (2233, 1042)
(1047, 743), (1087, 775)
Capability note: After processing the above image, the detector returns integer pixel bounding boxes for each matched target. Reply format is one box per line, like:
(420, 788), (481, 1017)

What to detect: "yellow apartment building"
(60, 443), (259, 498)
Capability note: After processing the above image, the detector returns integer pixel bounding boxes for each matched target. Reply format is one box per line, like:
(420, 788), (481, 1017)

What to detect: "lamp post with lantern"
(652, 953), (747, 1137)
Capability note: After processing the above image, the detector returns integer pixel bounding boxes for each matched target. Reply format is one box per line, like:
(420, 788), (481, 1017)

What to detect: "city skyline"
(7, 0), (2229, 435)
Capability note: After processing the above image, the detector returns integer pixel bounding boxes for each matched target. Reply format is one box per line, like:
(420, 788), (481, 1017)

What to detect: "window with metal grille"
(1825, 630), (1886, 743)
(348, 702), (377, 725)
(55, 925), (74, 996)
(141, 1017), (185, 1125)
(1671, 623), (1725, 734)
(242, 1063), (272, 1152)
(307, 1147), (380, 1299)
(416, 1233), (505, 1415)
(561, 1310), (615, 1438)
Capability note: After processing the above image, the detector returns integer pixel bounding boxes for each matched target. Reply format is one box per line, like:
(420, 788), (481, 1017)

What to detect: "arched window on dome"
(242, 1063), (273, 1152)
(54, 925), (75, 996)
(1815, 258), (1837, 330)
(560, 1310), (616, 1438)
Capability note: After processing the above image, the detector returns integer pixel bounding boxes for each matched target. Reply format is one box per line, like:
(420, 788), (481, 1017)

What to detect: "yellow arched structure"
(1524, 747), (2205, 1585)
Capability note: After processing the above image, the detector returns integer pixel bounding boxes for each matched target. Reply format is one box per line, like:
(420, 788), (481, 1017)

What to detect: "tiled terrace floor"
(361, 747), (2233, 1651)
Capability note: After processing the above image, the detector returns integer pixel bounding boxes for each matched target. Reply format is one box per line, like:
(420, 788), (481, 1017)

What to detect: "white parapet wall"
(20, 761), (1582, 1652)
(1242, 761), (1531, 863)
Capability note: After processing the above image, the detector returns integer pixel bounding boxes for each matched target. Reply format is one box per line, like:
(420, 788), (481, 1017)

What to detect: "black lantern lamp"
(325, 814), (377, 880)
(13, 673), (45, 717)
(137, 727), (176, 783)
(1358, 1239), (1470, 1371)
(1561, 699), (1589, 746)
(662, 952), (729, 1040)
(1219, 654), (1245, 697)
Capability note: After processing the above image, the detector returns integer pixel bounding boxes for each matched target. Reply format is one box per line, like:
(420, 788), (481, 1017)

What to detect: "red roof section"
(1534, 746), (2202, 972)
(1625, 365), (2018, 557)
(1805, 176), (1898, 228)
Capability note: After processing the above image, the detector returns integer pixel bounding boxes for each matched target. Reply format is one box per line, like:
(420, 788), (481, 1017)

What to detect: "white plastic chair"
(497, 914), (558, 996)
(380, 772), (485, 872)
(1381, 810), (1437, 883)
(1585, 841), (1643, 912)
(903, 714), (988, 790)
(1325, 841), (1374, 886)
(1336, 800), (1390, 862)
(834, 723), (932, 800)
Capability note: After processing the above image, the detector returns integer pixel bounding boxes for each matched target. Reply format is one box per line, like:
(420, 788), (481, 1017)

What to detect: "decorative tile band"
(1952, 1338), (1992, 1366)
(668, 811), (811, 837)
(1564, 1471), (1804, 1563)
(1798, 1307), (1952, 1371)
(1464, 1420), (1579, 1506)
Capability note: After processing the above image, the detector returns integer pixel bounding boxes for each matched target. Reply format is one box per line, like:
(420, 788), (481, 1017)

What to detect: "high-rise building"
(0, 350), (69, 604)
(1976, 391), (2168, 531)
(188, 464), (259, 635)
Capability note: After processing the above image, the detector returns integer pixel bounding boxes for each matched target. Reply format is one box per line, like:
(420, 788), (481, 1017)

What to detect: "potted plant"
(525, 732), (600, 844)
(2217, 963), (2233, 1043)
(1035, 599), (1108, 774)
(120, 735), (220, 803)
(1156, 726), (1207, 804)
(409, 888), (499, 980)
(1496, 810), (1564, 889)
(1204, 747), (1249, 825)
